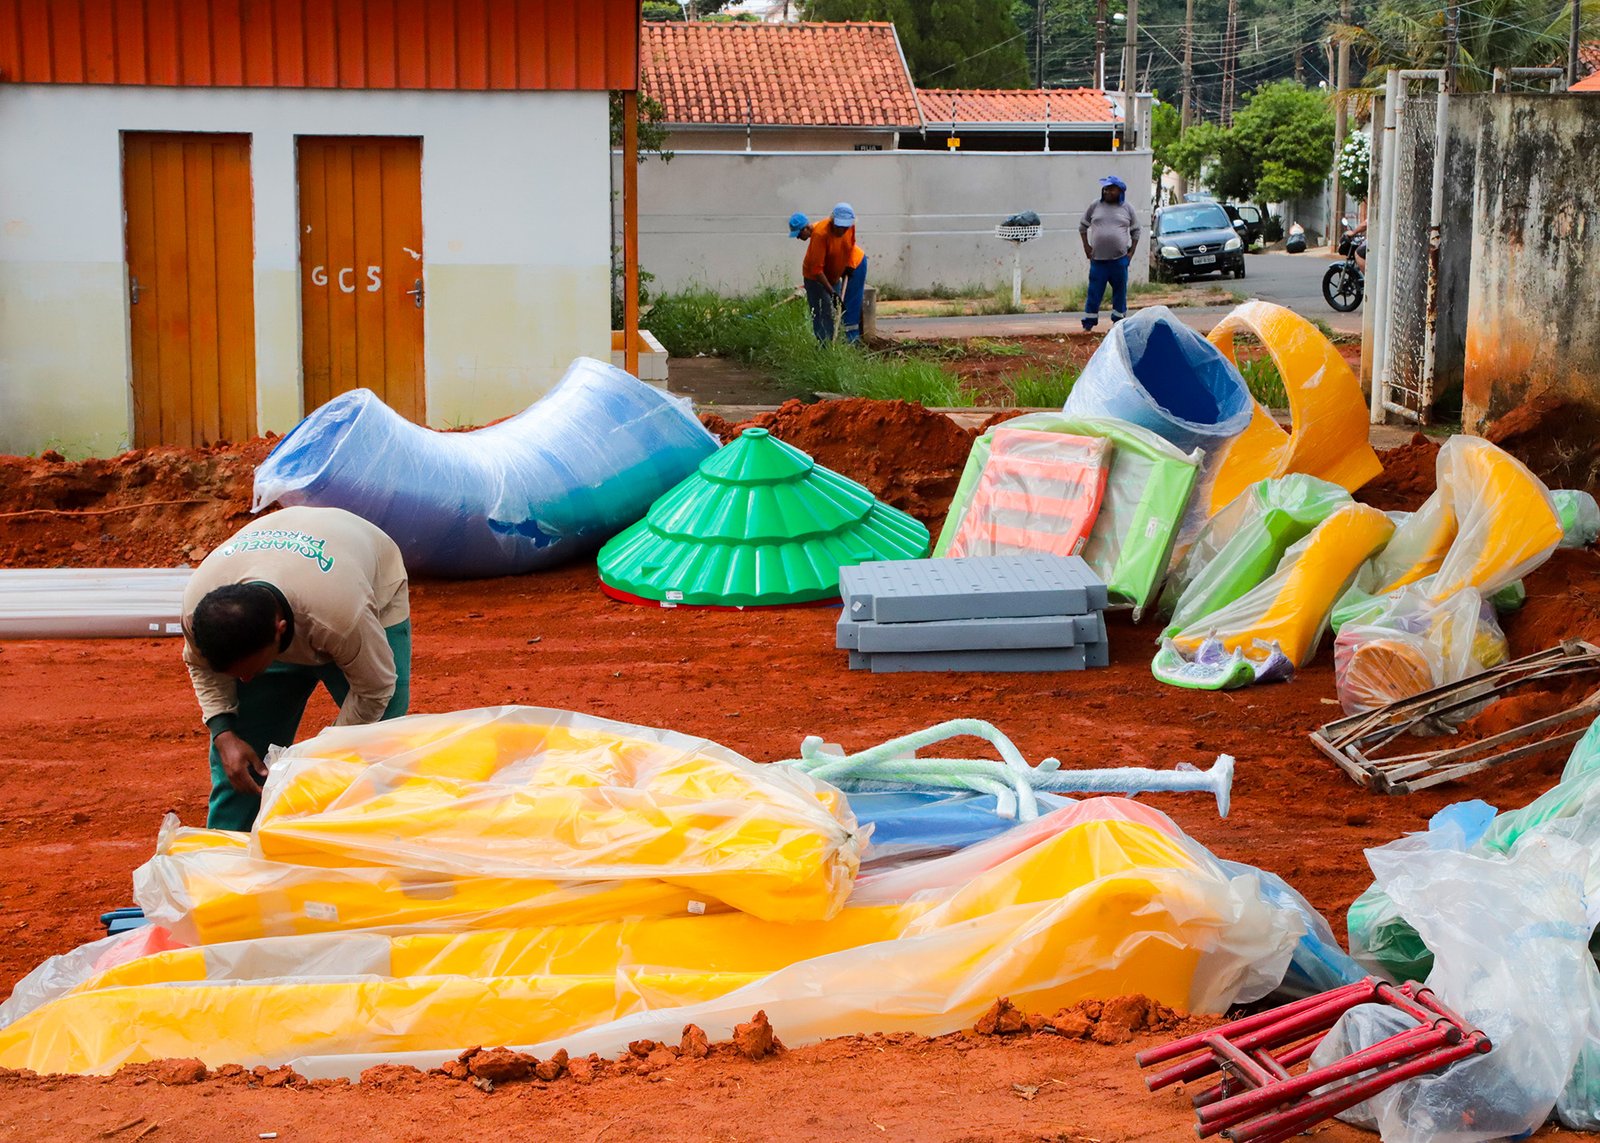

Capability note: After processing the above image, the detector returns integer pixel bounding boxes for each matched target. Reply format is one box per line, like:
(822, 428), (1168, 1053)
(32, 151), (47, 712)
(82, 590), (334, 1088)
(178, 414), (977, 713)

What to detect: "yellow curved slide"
(1171, 503), (1395, 664)
(1207, 301), (1382, 510)
(0, 812), (1277, 1075)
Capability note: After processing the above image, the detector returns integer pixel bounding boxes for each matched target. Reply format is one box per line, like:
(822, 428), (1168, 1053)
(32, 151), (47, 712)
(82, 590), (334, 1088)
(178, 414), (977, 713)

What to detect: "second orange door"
(297, 136), (425, 421)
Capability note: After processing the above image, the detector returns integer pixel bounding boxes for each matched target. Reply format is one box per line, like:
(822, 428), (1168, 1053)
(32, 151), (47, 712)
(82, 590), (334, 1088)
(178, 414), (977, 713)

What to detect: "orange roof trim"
(0, 0), (640, 91)
(641, 21), (920, 128)
(917, 88), (1120, 126)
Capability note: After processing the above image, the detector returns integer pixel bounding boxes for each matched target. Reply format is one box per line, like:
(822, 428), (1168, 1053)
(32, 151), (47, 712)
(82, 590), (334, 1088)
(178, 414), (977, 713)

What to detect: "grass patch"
(968, 338), (1030, 357)
(1236, 354), (1287, 408)
(646, 287), (978, 407)
(1009, 364), (1081, 407)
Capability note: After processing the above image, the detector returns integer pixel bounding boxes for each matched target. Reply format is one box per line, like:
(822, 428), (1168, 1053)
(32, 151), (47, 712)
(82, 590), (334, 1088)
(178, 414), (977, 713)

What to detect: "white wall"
(615, 148), (1153, 295)
(0, 85), (611, 457)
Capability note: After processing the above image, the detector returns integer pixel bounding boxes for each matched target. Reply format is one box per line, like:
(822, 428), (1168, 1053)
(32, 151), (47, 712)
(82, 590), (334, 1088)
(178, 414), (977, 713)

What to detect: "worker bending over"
(790, 203), (868, 343)
(181, 506), (411, 830)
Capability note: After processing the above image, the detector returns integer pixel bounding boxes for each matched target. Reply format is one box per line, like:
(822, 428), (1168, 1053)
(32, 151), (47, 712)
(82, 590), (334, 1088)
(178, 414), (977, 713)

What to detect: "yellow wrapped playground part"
(1370, 435), (1563, 599)
(251, 708), (861, 924)
(0, 800), (1301, 1076)
(1206, 301), (1382, 511)
(1169, 503), (1395, 665)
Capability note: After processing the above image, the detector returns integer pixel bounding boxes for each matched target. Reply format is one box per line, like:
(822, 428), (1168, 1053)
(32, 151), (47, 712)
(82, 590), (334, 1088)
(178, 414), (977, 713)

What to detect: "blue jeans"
(206, 619), (412, 831)
(1084, 256), (1130, 327)
(805, 278), (838, 342)
(841, 257), (868, 343)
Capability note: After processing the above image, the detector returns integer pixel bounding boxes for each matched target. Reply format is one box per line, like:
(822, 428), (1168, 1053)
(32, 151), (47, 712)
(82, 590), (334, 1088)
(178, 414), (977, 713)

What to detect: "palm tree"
(1335, 0), (1600, 91)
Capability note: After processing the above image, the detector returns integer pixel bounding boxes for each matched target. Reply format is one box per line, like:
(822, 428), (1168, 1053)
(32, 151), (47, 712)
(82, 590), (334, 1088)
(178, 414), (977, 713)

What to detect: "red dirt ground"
(0, 400), (1590, 1141)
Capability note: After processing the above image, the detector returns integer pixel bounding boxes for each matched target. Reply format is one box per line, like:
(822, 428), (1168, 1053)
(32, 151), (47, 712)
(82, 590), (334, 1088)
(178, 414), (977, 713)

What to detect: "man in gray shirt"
(1078, 175), (1141, 331)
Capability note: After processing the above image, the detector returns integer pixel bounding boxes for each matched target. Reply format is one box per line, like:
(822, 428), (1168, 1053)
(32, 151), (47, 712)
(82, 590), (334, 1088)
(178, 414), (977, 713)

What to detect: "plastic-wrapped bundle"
(943, 429), (1112, 560)
(1333, 588), (1509, 717)
(1062, 306), (1252, 508)
(1556, 489), (1600, 549)
(0, 799), (1304, 1076)
(0, 568), (191, 639)
(252, 707), (863, 924)
(250, 358), (719, 577)
(1157, 503), (1394, 684)
(1160, 474), (1352, 635)
(935, 413), (1201, 619)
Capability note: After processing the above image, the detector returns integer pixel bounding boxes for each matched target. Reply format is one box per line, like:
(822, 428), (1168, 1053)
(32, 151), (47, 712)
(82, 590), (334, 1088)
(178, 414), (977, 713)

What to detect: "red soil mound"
(1486, 395), (1600, 493)
(1357, 433), (1440, 513)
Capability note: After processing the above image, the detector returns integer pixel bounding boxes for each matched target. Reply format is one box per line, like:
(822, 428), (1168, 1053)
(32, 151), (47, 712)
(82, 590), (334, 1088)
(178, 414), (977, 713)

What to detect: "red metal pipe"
(1145, 989), (1372, 1090)
(1223, 1033), (1490, 1143)
(1136, 980), (1378, 1068)
(1206, 1033), (1279, 1089)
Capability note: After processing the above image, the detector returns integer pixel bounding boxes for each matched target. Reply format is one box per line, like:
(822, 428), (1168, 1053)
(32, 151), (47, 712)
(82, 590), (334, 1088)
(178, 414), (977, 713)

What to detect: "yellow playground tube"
(1206, 301), (1382, 511)
(0, 802), (1297, 1076)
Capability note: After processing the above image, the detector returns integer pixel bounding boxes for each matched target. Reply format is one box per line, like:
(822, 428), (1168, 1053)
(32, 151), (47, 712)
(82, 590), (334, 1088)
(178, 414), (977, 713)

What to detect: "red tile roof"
(1572, 69), (1600, 91)
(640, 22), (920, 128)
(917, 87), (1120, 126)
(1582, 40), (1600, 75)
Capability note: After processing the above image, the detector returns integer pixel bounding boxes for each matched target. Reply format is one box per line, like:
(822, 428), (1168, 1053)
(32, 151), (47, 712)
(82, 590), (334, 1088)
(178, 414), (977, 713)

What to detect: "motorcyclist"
(1348, 221), (1368, 273)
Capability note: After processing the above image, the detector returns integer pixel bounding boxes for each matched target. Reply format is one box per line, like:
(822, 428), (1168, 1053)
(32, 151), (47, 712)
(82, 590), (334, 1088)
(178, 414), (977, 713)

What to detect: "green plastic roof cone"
(598, 428), (931, 607)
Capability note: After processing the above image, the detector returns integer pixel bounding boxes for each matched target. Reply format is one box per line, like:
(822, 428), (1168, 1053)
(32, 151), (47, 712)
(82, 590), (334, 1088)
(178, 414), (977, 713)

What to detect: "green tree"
(1215, 80), (1334, 201)
(1336, 0), (1600, 92)
(1164, 121), (1224, 186)
(609, 92), (674, 163)
(1150, 99), (1181, 180)
(803, 0), (1031, 87)
(642, 1), (685, 19)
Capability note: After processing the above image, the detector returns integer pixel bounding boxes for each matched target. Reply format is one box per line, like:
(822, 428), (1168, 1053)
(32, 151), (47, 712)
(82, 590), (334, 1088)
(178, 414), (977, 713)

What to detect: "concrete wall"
(1462, 95), (1600, 433)
(0, 85), (611, 457)
(665, 126), (901, 151)
(620, 148), (1152, 295)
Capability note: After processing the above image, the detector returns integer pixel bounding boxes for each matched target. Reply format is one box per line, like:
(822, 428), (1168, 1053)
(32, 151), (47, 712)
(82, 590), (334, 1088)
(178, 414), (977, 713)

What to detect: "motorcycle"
(1322, 230), (1365, 312)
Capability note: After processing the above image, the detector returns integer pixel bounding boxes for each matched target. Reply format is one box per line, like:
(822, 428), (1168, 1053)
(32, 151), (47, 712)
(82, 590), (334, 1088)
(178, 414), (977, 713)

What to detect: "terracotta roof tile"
(917, 87), (1120, 126)
(1572, 69), (1600, 91)
(641, 22), (920, 128)
(1582, 40), (1600, 74)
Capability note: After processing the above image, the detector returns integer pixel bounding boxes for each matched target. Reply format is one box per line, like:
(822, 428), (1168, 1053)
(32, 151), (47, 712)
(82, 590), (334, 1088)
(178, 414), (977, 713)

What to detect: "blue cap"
(831, 202), (856, 228)
(788, 211), (809, 238)
(1099, 175), (1127, 191)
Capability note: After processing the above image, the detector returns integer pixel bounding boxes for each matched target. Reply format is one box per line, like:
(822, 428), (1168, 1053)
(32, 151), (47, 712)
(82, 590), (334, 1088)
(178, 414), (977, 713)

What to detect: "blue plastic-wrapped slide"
(251, 358), (720, 577)
(1063, 306), (1253, 458)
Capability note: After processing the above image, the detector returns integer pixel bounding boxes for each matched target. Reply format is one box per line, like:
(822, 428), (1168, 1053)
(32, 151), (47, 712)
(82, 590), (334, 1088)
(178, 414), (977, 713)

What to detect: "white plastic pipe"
(0, 568), (192, 639)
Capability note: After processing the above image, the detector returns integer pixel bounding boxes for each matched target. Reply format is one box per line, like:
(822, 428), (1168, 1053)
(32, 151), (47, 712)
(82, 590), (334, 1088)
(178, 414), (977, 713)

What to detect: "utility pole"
(1180, 0), (1195, 127)
(1035, 0), (1046, 88)
(1332, 0), (1351, 223)
(1095, 0), (1107, 90)
(1570, 0), (1583, 87)
(1123, 0), (1139, 147)
(1221, 0), (1239, 125)
(1444, 0), (1460, 92)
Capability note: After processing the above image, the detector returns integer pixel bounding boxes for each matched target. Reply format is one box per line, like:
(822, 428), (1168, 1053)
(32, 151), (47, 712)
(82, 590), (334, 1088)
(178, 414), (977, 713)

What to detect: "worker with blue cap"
(1078, 175), (1141, 331)
(789, 203), (867, 343)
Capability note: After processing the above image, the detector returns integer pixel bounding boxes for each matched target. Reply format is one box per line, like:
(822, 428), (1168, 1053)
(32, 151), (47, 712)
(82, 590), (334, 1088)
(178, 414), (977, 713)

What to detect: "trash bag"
(251, 358), (719, 578)
(1321, 834), (1599, 1142)
(1333, 588), (1509, 718)
(1002, 210), (1041, 228)
(1062, 307), (1252, 510)
(935, 413), (1201, 619)
(1161, 474), (1351, 635)
(1555, 489), (1600, 549)
(1285, 224), (1307, 254)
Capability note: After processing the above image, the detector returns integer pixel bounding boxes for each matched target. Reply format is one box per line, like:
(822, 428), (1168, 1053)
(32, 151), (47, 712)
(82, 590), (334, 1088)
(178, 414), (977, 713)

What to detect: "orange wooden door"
(297, 136), (425, 421)
(123, 133), (257, 448)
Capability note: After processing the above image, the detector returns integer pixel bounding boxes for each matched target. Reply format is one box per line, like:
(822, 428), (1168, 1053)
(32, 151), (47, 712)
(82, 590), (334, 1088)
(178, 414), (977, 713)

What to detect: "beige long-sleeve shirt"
(182, 506), (409, 729)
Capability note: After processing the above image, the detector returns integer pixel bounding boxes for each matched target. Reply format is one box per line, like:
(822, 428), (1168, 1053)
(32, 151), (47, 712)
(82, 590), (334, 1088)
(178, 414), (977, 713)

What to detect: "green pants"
(207, 620), (412, 831)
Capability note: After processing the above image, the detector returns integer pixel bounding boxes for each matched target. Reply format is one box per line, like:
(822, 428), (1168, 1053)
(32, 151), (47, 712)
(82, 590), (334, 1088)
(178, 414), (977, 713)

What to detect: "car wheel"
(1235, 262), (1247, 279)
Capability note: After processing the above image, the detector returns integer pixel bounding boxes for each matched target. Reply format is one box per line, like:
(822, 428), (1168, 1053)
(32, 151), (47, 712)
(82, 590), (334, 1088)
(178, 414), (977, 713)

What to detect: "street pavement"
(877, 250), (1360, 340)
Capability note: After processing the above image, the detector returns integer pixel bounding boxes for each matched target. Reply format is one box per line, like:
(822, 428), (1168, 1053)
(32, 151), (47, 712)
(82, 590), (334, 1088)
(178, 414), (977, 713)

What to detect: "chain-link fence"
(1383, 91), (1438, 418)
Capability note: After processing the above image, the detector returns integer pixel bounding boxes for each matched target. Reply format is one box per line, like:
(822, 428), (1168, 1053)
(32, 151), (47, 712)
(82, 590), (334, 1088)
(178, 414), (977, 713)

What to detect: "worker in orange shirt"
(789, 203), (867, 343)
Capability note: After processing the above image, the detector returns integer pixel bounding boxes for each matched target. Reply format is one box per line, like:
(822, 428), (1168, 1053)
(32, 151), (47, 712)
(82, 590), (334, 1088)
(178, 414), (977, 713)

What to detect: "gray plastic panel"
(839, 555), (1108, 624)
(858, 645), (1092, 673)
(837, 612), (1105, 653)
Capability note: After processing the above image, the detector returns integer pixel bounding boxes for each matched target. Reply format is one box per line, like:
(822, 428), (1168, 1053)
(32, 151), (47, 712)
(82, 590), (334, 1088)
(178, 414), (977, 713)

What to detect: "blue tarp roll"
(251, 358), (719, 578)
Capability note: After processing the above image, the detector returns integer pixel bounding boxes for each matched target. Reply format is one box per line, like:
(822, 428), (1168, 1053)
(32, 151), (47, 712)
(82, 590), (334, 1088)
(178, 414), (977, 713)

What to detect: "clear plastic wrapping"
(251, 707), (864, 924)
(250, 358), (719, 577)
(0, 798), (1304, 1077)
(935, 413), (1201, 618)
(1161, 474), (1352, 635)
(944, 429), (1112, 560)
(1555, 489), (1600, 549)
(1333, 588), (1509, 717)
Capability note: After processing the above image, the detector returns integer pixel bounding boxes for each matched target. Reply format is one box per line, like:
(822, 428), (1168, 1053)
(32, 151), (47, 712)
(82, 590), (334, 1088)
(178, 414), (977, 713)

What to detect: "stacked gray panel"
(839, 555), (1111, 673)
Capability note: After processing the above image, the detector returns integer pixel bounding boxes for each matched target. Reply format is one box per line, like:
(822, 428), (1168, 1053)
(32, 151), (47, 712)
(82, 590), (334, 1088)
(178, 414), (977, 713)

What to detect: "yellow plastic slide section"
(250, 708), (861, 924)
(0, 819), (1234, 1075)
(1172, 503), (1395, 663)
(1429, 436), (1563, 599)
(1207, 301), (1383, 510)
